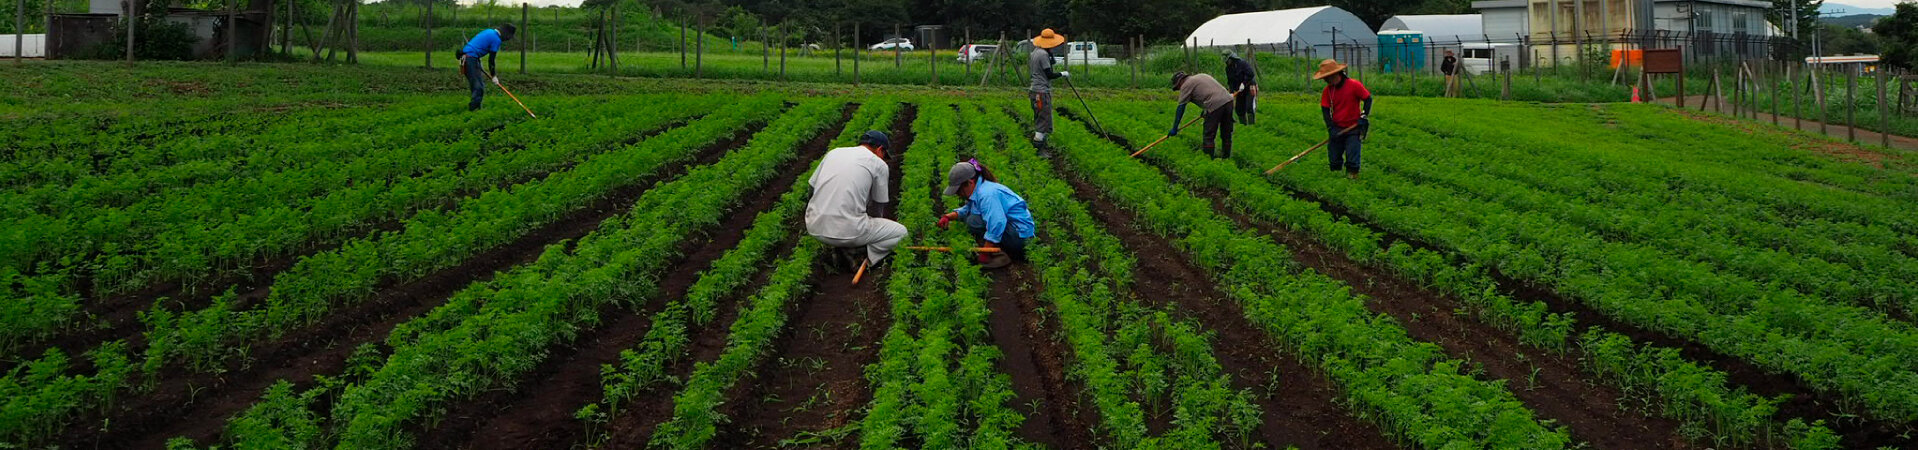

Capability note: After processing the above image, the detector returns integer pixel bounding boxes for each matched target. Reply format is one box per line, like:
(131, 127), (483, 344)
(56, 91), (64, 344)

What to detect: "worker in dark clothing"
(938, 160), (1035, 270)
(1223, 51), (1258, 124)
(1440, 50), (1460, 97)
(1167, 72), (1236, 159)
(1314, 59), (1372, 180)
(1028, 28), (1069, 155)
(458, 24), (516, 111)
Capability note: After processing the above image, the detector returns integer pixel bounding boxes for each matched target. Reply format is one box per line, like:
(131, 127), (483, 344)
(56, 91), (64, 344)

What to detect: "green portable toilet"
(1377, 30), (1425, 73)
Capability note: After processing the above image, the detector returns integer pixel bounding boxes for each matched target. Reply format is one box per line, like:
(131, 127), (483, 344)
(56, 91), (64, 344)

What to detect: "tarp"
(0, 34), (48, 58)
(1184, 6), (1376, 53)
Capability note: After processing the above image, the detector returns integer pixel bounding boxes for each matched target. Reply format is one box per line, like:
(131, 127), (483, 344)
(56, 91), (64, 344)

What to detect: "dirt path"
(1656, 95), (1918, 152)
(1051, 159), (1398, 449)
(61, 118), (760, 450)
(983, 265), (1095, 449)
(712, 105), (913, 449)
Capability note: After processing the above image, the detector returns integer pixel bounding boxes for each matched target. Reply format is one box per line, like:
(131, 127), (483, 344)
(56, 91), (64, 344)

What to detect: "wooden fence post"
(695, 16), (703, 78)
(853, 22), (860, 85)
(964, 27), (971, 78)
(519, 3), (526, 74)
(18, 0), (27, 64)
(780, 25), (787, 81)
(125, 0), (135, 63)
(1847, 68), (1857, 142)
(678, 15), (685, 70)
(893, 23), (900, 68)
(1880, 69), (1890, 148)
(834, 23), (841, 76)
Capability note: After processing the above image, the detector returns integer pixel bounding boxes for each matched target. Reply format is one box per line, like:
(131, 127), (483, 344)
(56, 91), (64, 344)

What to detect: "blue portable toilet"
(1377, 30), (1425, 73)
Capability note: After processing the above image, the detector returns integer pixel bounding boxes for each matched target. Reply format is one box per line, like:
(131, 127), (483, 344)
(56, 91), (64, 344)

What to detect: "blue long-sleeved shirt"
(952, 180), (1036, 243)
(461, 29), (503, 57)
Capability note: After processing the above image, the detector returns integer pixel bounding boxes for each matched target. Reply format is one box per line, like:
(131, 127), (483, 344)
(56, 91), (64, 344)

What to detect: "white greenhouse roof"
(1381, 14), (1485, 43)
(1184, 6), (1376, 50)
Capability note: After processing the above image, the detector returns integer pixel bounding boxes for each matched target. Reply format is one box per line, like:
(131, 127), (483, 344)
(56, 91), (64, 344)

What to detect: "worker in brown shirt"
(1167, 72), (1236, 159)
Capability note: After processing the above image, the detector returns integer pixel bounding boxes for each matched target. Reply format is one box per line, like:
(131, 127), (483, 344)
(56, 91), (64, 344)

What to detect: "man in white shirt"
(805, 131), (907, 272)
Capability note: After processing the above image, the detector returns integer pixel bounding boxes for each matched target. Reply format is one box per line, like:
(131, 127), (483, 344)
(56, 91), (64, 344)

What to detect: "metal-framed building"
(1472, 0), (1778, 65)
(1183, 6), (1376, 59)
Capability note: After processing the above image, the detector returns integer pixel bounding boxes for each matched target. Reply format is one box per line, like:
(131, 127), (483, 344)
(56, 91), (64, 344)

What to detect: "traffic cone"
(1630, 85), (1641, 103)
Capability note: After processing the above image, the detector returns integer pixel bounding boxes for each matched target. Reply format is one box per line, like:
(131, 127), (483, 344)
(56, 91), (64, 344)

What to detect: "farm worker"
(1441, 50), (1460, 98)
(937, 160), (1034, 270)
(1028, 28), (1070, 154)
(1223, 51), (1258, 124)
(1166, 72), (1236, 159)
(457, 24), (517, 112)
(806, 131), (908, 273)
(1314, 59), (1373, 180)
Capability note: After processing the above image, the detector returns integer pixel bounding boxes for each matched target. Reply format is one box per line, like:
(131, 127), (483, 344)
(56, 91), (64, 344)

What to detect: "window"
(1695, 8), (1713, 30)
(1733, 12), (1749, 34)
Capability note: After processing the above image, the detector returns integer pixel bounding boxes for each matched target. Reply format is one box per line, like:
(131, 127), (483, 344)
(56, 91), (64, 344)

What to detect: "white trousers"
(813, 218), (908, 264)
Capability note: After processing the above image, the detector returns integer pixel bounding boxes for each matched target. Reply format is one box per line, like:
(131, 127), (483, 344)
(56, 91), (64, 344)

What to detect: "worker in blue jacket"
(458, 24), (516, 111)
(937, 160), (1035, 269)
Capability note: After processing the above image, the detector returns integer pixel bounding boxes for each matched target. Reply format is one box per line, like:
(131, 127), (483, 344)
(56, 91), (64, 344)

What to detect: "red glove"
(936, 212), (957, 230)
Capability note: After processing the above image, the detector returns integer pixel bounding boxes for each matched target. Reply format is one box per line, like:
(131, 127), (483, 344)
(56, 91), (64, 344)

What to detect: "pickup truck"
(1054, 41), (1118, 66)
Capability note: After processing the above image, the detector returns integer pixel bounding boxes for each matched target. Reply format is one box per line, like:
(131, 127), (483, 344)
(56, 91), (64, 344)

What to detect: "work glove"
(1059, 71), (1070, 78)
(937, 212), (958, 230)
(1250, 86), (1258, 96)
(491, 76), (500, 84)
(1167, 127), (1180, 137)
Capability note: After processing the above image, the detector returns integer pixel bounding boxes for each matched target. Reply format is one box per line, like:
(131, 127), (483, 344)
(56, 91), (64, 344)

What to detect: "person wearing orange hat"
(1314, 59), (1371, 179)
(1028, 28), (1070, 155)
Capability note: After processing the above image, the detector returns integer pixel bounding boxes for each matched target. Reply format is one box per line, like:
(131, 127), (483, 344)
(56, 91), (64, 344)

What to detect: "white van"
(1460, 43), (1518, 74)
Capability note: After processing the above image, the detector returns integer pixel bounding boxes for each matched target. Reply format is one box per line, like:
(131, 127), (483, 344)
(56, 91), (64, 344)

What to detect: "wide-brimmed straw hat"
(1311, 59), (1348, 80)
(1032, 28), (1066, 49)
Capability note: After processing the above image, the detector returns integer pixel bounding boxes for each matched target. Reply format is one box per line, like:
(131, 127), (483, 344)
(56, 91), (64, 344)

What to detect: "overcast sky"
(455, 0), (585, 7)
(457, 0), (1915, 12)
(1828, 0), (1904, 8)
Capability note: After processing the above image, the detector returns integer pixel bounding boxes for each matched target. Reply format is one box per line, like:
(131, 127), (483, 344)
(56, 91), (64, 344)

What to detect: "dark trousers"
(1029, 91), (1053, 135)
(462, 55), (486, 111)
(965, 214), (1028, 261)
(1327, 126), (1364, 173)
(1233, 90), (1256, 124)
(1201, 103), (1235, 159)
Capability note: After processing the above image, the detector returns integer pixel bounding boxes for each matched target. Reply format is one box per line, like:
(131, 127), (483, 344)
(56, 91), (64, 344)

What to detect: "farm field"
(2, 63), (1917, 450)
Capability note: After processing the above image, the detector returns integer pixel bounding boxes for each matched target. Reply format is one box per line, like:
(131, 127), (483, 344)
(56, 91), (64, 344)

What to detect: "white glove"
(1059, 71), (1070, 78)
(491, 76), (500, 84)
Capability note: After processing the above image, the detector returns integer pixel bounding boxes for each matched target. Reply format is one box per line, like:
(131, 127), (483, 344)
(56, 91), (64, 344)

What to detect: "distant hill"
(1821, 3), (1897, 16)
(1822, 13), (1885, 28)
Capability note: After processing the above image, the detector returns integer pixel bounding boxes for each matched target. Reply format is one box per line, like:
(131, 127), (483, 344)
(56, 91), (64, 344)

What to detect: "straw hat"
(1311, 59), (1348, 80)
(1032, 28), (1066, 49)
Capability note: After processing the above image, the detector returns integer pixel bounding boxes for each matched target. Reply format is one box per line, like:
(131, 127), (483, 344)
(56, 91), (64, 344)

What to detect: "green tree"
(1769, 0), (1823, 40)
(1871, 4), (1916, 69)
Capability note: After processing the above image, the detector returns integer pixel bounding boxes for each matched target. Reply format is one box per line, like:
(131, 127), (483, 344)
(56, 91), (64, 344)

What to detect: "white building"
(1473, 0), (1778, 64)
(1184, 6), (1376, 58)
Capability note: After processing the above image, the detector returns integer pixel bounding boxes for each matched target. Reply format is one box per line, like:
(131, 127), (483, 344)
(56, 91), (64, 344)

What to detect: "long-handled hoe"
(1129, 116), (1203, 158)
(482, 68), (538, 118)
(1264, 124), (1360, 175)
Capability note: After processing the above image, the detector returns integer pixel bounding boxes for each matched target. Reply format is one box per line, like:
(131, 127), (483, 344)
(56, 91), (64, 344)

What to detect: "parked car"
(956, 44), (999, 63)
(1051, 41), (1118, 66)
(870, 38), (914, 51)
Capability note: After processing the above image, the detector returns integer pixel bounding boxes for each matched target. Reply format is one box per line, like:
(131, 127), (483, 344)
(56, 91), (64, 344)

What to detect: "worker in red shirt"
(1314, 59), (1372, 180)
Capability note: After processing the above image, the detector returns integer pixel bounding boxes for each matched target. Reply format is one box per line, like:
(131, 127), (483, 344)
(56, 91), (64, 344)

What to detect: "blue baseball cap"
(859, 130), (890, 149)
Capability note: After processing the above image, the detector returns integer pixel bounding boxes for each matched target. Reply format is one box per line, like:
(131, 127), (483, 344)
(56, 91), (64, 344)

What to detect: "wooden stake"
(904, 246), (1004, 253)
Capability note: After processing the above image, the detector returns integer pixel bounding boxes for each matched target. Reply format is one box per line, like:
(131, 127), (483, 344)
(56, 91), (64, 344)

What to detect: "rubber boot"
(1034, 135), (1052, 159)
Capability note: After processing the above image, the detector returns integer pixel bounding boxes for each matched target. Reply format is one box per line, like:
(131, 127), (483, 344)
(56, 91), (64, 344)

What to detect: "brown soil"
(712, 104), (916, 450)
(58, 115), (762, 450)
(985, 264), (1096, 449)
(1052, 160), (1398, 450)
(1262, 176), (1916, 449)
(8, 118), (692, 372)
(424, 104), (857, 450)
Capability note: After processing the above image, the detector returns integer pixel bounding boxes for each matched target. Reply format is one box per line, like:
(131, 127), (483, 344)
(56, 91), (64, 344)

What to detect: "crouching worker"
(807, 131), (907, 273)
(937, 160), (1035, 270)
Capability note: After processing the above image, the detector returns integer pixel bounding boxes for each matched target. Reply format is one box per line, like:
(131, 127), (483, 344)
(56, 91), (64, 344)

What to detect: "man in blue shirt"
(937, 160), (1035, 269)
(458, 24), (516, 111)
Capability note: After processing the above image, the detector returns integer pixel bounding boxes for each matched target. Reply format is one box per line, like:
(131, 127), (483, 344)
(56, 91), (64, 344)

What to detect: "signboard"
(1644, 49), (1683, 74)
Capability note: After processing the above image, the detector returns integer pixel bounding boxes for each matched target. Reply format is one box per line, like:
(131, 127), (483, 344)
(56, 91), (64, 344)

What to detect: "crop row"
(0, 105), (338, 189)
(586, 101), (897, 427)
(964, 103), (1262, 448)
(0, 96), (775, 447)
(2, 95), (718, 355)
(190, 99), (847, 449)
(1230, 103), (1918, 424)
(1045, 112), (1572, 448)
(1, 100), (453, 217)
(858, 102), (1027, 449)
(1372, 101), (1918, 318)
(1088, 101), (1839, 448)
